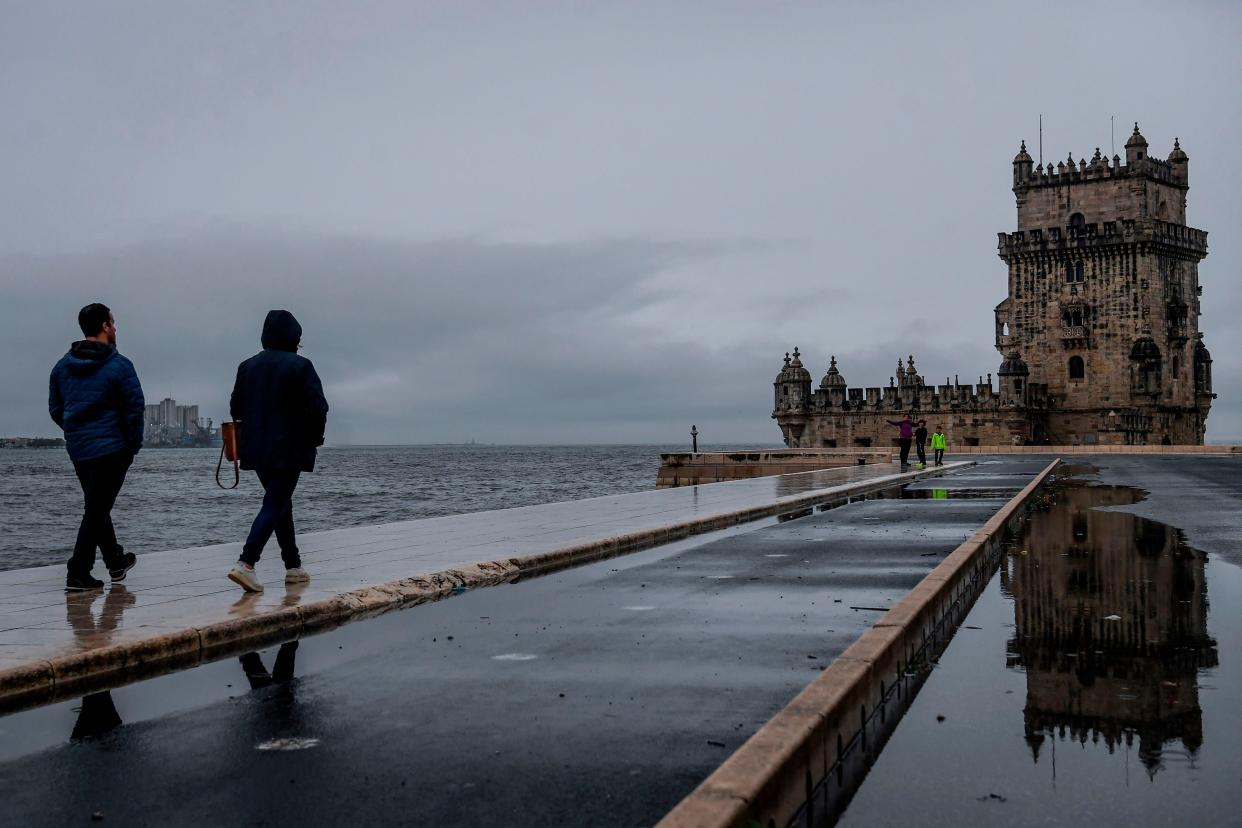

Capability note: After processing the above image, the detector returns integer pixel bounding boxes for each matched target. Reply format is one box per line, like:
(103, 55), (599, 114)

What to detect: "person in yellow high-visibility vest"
(930, 426), (948, 466)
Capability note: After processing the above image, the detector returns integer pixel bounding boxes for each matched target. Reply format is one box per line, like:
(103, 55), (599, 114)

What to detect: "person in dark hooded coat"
(227, 310), (329, 592)
(49, 303), (144, 591)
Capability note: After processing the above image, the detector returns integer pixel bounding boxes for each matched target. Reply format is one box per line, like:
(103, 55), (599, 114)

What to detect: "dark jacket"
(49, 341), (145, 462)
(230, 310), (329, 472)
(886, 419), (914, 440)
(914, 426), (928, 445)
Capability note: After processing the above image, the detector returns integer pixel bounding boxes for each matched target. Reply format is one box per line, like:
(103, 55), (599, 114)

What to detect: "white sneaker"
(228, 562), (264, 593)
(284, 567), (310, 585)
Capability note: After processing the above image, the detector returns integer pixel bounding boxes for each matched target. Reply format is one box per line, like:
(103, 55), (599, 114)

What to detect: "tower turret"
(1193, 334), (1212, 397)
(1125, 122), (1149, 167)
(772, 347), (812, 446)
(998, 351), (1029, 405)
(1013, 140), (1033, 189)
(820, 355), (847, 406)
(1168, 137), (1188, 184)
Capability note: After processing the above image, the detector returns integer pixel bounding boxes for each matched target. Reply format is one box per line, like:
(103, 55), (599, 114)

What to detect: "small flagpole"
(1039, 114), (1043, 167)
(1111, 115), (1115, 156)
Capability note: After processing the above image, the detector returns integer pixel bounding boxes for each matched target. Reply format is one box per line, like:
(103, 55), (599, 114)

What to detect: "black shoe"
(108, 552), (138, 582)
(66, 574), (105, 592)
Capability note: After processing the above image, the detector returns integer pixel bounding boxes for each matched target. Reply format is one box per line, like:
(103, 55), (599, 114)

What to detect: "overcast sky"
(3, 1), (1240, 444)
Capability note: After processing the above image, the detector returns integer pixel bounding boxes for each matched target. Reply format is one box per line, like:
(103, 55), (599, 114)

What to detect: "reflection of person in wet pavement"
(64, 584), (135, 648)
(239, 641), (299, 689)
(72, 692), (122, 740)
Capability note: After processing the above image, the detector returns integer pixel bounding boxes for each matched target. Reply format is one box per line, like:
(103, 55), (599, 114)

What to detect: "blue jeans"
(241, 469), (302, 568)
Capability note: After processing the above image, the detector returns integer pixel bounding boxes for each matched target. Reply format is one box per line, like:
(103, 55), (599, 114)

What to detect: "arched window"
(1069, 212), (1085, 229)
(1068, 356), (1085, 380)
(1074, 261), (1084, 282)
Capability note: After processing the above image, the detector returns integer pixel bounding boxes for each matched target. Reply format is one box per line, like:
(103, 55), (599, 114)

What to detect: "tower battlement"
(997, 218), (1208, 259)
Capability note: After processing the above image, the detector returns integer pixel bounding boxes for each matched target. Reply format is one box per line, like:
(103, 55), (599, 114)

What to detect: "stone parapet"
(657, 449), (891, 488)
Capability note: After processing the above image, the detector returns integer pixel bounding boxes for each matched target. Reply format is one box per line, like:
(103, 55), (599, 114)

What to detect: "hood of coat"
(260, 310), (302, 352)
(64, 340), (117, 375)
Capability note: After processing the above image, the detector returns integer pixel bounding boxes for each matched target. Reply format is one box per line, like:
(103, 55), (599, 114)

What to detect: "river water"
(0, 444), (771, 572)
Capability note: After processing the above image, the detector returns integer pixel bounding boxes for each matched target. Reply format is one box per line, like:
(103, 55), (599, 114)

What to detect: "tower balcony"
(1061, 325), (1087, 344)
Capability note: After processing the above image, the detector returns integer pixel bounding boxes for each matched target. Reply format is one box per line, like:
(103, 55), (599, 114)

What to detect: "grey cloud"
(2, 2), (1241, 443)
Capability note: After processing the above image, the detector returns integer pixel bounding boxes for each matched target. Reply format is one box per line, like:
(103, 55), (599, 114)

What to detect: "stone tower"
(996, 124), (1213, 444)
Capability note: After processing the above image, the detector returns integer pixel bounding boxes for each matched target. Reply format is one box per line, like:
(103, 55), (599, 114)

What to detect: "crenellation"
(775, 123), (1214, 449)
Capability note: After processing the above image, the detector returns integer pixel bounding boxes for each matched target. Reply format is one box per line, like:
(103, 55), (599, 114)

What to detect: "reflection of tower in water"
(1001, 484), (1218, 778)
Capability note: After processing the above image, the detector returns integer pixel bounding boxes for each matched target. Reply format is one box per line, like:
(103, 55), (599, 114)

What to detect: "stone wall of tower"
(1014, 166), (1188, 228)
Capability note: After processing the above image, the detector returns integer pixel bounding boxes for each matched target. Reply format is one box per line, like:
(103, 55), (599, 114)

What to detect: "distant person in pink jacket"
(886, 414), (914, 468)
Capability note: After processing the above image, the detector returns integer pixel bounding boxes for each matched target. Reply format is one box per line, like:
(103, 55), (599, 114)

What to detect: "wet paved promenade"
(0, 459), (1037, 827)
(0, 462), (966, 681)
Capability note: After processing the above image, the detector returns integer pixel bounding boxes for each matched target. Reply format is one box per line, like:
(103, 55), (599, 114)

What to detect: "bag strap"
(215, 443), (239, 489)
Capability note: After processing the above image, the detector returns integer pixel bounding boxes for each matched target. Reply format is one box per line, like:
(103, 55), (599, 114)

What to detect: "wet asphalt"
(0, 459), (1044, 827)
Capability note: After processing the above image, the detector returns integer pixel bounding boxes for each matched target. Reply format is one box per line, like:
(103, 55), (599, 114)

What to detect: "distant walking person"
(227, 310), (328, 592)
(49, 303), (143, 591)
(914, 420), (928, 469)
(886, 414), (915, 468)
(931, 426), (947, 466)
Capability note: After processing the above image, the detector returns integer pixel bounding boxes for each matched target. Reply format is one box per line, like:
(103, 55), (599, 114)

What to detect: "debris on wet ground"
(706, 740), (727, 748)
(256, 738), (320, 751)
(976, 793), (1007, 803)
(935, 715), (946, 722)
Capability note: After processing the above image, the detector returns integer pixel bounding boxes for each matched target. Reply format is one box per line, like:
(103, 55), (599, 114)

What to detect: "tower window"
(1069, 212), (1085, 228)
(1068, 356), (1085, 380)
(1075, 261), (1084, 281)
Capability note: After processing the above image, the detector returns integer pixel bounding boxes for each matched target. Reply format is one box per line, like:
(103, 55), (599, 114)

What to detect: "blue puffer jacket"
(49, 341), (145, 462)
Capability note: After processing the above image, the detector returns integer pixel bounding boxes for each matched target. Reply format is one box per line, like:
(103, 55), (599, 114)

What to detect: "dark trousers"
(898, 438), (912, 466)
(69, 451), (132, 576)
(239, 641), (299, 688)
(934, 448), (945, 464)
(916, 441), (927, 465)
(242, 469), (302, 567)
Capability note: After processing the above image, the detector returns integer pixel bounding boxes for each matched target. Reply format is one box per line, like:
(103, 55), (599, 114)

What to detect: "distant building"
(143, 397), (216, 447)
(773, 123), (1214, 447)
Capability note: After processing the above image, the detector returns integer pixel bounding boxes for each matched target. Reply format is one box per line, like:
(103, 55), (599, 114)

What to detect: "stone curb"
(0, 463), (972, 713)
(655, 458), (1061, 828)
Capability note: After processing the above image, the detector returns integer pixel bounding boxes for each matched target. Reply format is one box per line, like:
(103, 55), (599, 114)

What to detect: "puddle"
(490, 653), (539, 661)
(897, 488), (1017, 500)
(837, 477), (1241, 826)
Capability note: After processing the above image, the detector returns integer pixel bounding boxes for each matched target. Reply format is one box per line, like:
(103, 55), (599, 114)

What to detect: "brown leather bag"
(216, 421), (240, 489)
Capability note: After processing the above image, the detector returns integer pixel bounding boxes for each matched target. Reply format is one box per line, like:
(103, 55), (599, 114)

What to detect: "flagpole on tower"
(1039, 114), (1043, 167)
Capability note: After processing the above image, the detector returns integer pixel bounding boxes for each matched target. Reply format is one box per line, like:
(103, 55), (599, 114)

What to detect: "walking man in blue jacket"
(49, 303), (144, 591)
(227, 310), (329, 592)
